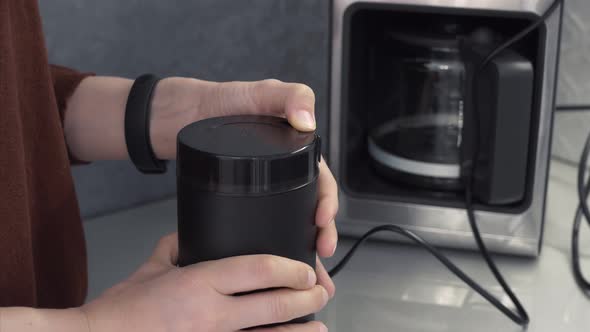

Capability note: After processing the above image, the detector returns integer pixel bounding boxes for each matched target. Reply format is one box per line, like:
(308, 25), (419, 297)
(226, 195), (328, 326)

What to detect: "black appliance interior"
(339, 5), (545, 213)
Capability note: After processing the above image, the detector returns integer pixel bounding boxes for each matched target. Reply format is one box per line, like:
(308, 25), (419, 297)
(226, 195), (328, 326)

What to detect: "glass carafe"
(368, 27), (466, 190)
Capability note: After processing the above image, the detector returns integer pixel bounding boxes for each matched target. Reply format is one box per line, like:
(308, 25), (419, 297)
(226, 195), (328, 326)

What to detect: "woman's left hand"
(150, 77), (338, 298)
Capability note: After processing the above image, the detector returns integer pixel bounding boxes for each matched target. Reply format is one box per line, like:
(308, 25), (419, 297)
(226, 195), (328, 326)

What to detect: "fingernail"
(320, 323), (329, 332)
(331, 239), (337, 257)
(295, 110), (316, 130)
(308, 269), (316, 287)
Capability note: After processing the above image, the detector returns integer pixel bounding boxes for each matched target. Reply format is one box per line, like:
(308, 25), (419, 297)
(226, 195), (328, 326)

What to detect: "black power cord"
(572, 129), (590, 293)
(329, 0), (564, 327)
(542, 9), (590, 294)
(458, 0), (566, 324)
(328, 224), (532, 322)
(556, 105), (590, 112)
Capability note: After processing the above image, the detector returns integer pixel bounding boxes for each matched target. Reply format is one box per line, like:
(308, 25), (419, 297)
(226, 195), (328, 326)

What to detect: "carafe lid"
(177, 115), (321, 195)
(388, 30), (460, 49)
(387, 22), (463, 50)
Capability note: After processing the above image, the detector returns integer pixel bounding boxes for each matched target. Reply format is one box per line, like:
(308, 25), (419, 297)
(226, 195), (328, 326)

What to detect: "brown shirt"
(0, 0), (91, 307)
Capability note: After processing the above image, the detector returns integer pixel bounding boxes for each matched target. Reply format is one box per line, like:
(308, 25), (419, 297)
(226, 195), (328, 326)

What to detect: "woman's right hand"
(80, 233), (329, 332)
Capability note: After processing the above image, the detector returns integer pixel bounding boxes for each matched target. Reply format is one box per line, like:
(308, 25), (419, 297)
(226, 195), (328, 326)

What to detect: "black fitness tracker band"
(125, 74), (168, 174)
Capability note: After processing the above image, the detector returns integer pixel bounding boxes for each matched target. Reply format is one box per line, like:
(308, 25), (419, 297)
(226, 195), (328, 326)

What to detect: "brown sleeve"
(49, 64), (95, 121)
(49, 65), (95, 164)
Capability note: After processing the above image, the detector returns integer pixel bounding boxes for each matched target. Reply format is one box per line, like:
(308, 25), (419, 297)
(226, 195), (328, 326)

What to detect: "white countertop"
(84, 159), (590, 331)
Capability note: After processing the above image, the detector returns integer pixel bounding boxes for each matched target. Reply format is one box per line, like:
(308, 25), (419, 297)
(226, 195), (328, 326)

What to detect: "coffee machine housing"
(329, 0), (563, 256)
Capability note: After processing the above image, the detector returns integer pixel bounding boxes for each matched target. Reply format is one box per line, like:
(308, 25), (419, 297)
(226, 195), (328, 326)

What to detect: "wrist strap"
(125, 74), (168, 174)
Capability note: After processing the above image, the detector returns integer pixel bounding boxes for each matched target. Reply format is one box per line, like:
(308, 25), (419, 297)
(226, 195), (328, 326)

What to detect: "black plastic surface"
(177, 182), (317, 268)
(462, 47), (534, 205)
(177, 115), (321, 195)
(177, 183), (318, 326)
(124, 74), (168, 174)
(176, 115), (319, 326)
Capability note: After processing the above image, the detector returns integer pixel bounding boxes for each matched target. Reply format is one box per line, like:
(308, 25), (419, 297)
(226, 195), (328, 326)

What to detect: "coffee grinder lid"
(177, 115), (321, 195)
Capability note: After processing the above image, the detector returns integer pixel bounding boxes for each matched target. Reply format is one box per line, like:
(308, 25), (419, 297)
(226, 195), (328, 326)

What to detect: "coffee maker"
(329, 0), (563, 256)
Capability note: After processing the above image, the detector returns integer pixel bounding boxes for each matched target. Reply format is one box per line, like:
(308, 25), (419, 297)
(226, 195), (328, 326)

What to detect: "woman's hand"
(149, 78), (338, 297)
(81, 234), (329, 332)
(64, 76), (338, 296)
(149, 78), (319, 159)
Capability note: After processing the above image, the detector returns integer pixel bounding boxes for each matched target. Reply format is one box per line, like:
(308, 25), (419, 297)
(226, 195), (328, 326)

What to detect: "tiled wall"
(557, 0), (590, 105)
(40, 0), (590, 217)
(553, 0), (590, 164)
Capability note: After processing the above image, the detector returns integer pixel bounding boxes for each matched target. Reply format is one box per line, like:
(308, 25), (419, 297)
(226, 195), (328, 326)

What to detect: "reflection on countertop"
(84, 159), (590, 332)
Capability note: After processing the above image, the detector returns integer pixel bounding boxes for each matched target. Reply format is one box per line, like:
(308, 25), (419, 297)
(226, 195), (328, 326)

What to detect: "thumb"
(256, 79), (317, 132)
(215, 79), (317, 132)
(150, 233), (179, 266)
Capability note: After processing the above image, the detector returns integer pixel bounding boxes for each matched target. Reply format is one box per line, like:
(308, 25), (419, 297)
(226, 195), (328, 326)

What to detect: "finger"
(247, 321), (328, 332)
(315, 158), (338, 228)
(211, 79), (317, 131)
(149, 233), (179, 266)
(231, 286), (329, 329)
(126, 233), (179, 284)
(316, 257), (335, 299)
(198, 255), (316, 295)
(316, 220), (338, 258)
(250, 79), (317, 131)
(283, 82), (316, 132)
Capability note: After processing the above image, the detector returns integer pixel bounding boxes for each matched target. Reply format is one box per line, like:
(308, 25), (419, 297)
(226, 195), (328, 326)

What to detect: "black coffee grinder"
(176, 115), (322, 326)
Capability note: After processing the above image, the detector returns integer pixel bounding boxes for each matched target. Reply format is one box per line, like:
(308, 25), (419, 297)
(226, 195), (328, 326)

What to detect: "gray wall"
(40, 0), (590, 218)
